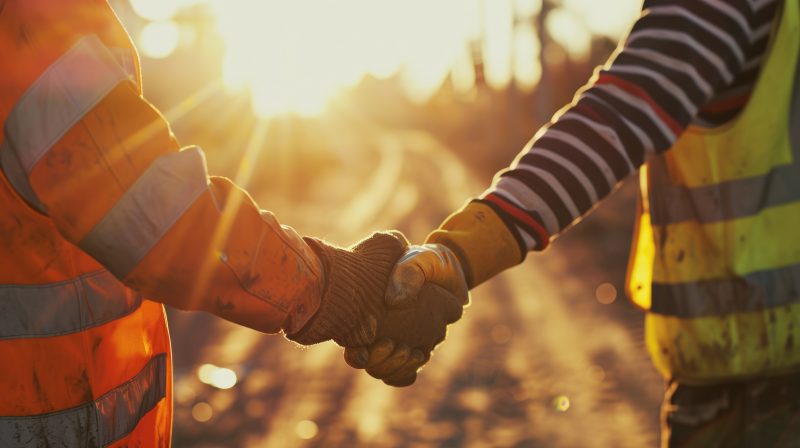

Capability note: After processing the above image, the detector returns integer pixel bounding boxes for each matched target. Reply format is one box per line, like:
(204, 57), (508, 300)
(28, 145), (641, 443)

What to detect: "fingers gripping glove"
(287, 232), (408, 347)
(346, 202), (529, 386)
(368, 283), (465, 386)
(386, 244), (469, 307)
(345, 244), (470, 387)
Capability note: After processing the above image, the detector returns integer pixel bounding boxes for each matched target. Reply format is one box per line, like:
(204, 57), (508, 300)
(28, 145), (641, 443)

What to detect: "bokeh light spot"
(139, 21), (181, 59)
(295, 420), (319, 440)
(197, 363), (216, 384)
(595, 282), (618, 305)
(458, 388), (491, 413)
(552, 395), (571, 412)
(491, 324), (513, 344)
(197, 363), (238, 389)
(191, 402), (213, 422)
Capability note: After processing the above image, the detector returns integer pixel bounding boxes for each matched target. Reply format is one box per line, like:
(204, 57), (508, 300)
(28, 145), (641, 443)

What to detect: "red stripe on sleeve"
(596, 73), (683, 136)
(572, 102), (604, 122)
(700, 93), (750, 114)
(484, 193), (550, 250)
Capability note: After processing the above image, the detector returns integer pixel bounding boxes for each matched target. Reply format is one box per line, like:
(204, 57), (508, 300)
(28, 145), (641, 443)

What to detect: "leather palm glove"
(345, 201), (526, 386)
(287, 231), (408, 347)
(344, 282), (466, 386)
(426, 201), (525, 288)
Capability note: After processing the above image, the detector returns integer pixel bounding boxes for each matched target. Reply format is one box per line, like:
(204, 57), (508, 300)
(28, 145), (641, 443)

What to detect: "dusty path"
(167, 122), (664, 447)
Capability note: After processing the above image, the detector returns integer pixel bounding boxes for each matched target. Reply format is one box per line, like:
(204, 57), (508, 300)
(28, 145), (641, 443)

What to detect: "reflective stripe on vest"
(0, 353), (167, 447)
(627, 0), (800, 382)
(79, 147), (210, 279)
(0, 33), (212, 279)
(650, 263), (800, 317)
(1, 35), (135, 212)
(648, 160), (800, 225)
(0, 270), (142, 339)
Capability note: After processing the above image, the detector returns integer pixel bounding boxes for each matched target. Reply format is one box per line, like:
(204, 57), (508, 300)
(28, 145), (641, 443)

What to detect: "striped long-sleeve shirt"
(481, 0), (780, 252)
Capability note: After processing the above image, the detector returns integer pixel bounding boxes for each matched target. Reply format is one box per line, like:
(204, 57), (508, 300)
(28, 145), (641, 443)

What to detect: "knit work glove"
(287, 232), (408, 347)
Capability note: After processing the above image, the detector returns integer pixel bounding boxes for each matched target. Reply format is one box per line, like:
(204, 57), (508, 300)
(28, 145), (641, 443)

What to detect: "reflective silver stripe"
(651, 263), (800, 317)
(649, 37), (800, 226)
(0, 353), (167, 448)
(0, 139), (46, 212)
(0, 35), (136, 213)
(0, 270), (142, 339)
(79, 147), (210, 278)
(648, 161), (800, 224)
(3, 35), (130, 173)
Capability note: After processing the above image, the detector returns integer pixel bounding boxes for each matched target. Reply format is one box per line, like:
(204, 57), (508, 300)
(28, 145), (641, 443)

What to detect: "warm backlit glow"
(129, 0), (640, 117)
(129, 0), (182, 21)
(513, 21), (541, 91)
(514, 0), (543, 19)
(545, 8), (592, 59)
(563, 0), (641, 39)
(212, 0), (484, 115)
(483, 0), (514, 90)
(139, 21), (181, 59)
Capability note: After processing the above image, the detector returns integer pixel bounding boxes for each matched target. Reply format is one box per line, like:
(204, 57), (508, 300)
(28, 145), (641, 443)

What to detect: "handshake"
(287, 231), (469, 387)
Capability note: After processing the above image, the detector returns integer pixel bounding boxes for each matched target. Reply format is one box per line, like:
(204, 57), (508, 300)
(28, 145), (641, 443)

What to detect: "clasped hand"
(287, 231), (469, 387)
(346, 242), (470, 387)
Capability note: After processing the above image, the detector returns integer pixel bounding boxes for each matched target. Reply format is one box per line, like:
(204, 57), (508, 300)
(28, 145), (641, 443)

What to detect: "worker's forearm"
(476, 0), (776, 253)
(19, 82), (322, 333)
(121, 176), (325, 334)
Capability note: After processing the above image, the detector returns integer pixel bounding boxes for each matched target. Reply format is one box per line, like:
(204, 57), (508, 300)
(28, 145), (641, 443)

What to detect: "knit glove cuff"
(287, 232), (408, 346)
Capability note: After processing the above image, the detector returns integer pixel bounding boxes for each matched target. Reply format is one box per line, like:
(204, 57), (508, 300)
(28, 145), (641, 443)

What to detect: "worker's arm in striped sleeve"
(427, 0), (778, 287)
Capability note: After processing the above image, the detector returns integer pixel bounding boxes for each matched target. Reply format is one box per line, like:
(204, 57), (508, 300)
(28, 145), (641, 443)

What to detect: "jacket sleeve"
(428, 0), (778, 287)
(0, 0), (322, 334)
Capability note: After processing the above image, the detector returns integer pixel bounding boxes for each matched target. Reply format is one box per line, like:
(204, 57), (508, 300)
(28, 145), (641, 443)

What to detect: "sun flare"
(128, 0), (639, 118)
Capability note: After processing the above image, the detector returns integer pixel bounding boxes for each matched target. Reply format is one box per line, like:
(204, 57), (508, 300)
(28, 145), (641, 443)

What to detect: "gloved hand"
(287, 232), (408, 347)
(386, 244), (469, 308)
(343, 201), (526, 386)
(344, 243), (470, 386)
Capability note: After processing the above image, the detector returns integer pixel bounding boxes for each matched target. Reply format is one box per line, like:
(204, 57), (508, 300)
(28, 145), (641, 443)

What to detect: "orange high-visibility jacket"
(0, 1), (324, 445)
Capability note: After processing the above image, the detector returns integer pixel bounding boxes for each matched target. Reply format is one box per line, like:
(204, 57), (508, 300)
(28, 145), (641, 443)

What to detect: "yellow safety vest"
(628, 0), (800, 383)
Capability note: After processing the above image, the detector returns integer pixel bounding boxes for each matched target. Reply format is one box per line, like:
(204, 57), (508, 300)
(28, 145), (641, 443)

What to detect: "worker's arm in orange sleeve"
(37, 83), (324, 334)
(0, 0), (322, 334)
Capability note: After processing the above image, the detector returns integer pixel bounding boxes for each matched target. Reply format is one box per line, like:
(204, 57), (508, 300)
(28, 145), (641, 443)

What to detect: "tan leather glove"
(425, 202), (524, 288)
